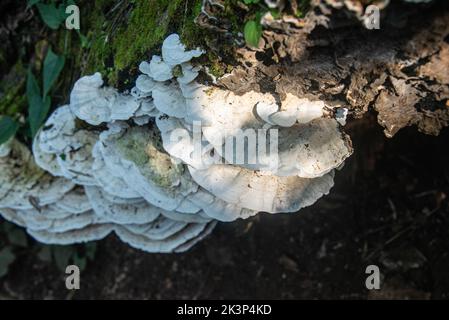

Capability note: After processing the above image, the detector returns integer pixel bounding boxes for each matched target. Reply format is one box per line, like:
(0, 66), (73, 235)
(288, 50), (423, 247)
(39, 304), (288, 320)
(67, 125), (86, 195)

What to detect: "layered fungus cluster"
(0, 34), (352, 253)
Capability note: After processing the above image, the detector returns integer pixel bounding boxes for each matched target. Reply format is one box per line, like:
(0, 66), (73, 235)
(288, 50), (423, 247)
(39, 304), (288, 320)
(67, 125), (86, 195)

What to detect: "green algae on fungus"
(115, 127), (185, 191)
(115, 129), (150, 167)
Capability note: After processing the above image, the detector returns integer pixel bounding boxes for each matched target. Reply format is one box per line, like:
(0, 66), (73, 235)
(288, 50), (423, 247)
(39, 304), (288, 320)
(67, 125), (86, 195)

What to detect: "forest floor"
(1, 114), (449, 299)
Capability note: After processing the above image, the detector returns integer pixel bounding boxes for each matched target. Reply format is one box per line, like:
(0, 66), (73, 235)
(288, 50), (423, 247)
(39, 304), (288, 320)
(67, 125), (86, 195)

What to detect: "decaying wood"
(199, 0), (449, 138)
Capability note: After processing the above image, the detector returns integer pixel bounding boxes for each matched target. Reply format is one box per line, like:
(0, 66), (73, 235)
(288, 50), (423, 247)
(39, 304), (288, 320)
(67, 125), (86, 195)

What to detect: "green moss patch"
(81, 0), (204, 86)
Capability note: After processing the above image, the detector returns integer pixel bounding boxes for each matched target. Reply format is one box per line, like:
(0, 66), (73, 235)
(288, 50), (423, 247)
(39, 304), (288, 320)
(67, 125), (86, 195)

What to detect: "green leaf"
(0, 247), (16, 278)
(7, 228), (28, 247)
(27, 69), (51, 138)
(43, 48), (65, 96)
(0, 116), (19, 146)
(36, 3), (65, 29)
(26, 69), (41, 103)
(244, 20), (262, 48)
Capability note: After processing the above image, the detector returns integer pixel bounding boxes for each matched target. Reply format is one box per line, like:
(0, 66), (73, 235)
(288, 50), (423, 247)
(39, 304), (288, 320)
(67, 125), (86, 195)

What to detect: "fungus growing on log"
(1, 0), (446, 254)
(0, 31), (354, 252)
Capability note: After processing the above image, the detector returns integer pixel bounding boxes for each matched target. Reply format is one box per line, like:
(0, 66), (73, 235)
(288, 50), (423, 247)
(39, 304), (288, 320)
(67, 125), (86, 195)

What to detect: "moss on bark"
(80, 0), (204, 86)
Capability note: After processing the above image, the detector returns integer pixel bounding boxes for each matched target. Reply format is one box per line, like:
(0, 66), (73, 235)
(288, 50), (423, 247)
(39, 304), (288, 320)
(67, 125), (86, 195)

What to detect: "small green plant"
(27, 47), (65, 139)
(28, 1), (90, 49)
(241, 0), (264, 48)
(0, 0), (78, 145)
(244, 14), (263, 48)
(28, 0), (74, 30)
(241, 0), (311, 47)
(0, 46), (65, 144)
(241, 0), (281, 48)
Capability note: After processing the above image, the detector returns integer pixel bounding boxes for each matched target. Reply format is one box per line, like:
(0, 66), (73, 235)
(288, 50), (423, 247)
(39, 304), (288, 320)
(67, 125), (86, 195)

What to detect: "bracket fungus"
(0, 139), (74, 211)
(70, 73), (140, 125)
(34, 105), (98, 186)
(0, 33), (354, 253)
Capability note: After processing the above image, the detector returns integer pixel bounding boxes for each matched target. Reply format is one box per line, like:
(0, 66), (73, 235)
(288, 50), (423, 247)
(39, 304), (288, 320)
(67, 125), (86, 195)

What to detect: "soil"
(1, 114), (449, 299)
